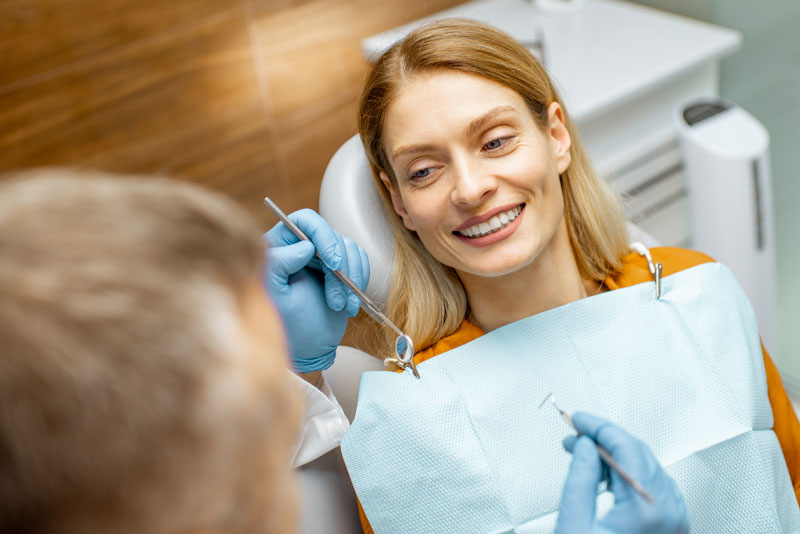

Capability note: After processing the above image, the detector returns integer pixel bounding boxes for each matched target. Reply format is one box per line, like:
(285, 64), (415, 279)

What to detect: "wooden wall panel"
(248, 0), (462, 122)
(0, 14), (264, 169)
(0, 0), (239, 88)
(247, 0), (465, 213)
(0, 0), (464, 227)
(169, 128), (286, 228)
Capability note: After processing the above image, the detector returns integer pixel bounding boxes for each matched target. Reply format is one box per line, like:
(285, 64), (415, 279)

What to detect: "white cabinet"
(362, 0), (741, 246)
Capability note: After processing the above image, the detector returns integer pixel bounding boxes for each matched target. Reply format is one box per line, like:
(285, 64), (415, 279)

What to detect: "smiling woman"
(358, 19), (628, 350)
(340, 17), (800, 534)
(259, 15), (800, 534)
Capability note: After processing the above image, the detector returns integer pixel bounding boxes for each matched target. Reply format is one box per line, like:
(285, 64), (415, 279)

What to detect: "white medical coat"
(290, 373), (349, 467)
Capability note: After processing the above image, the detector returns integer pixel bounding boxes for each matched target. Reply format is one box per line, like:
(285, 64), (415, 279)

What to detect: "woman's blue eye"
(484, 137), (509, 151)
(410, 168), (431, 180)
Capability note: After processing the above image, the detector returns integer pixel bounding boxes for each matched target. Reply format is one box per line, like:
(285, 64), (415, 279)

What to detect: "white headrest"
(319, 135), (395, 308)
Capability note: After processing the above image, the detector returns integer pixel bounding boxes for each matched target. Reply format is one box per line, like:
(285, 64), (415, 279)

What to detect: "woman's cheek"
(403, 181), (446, 219)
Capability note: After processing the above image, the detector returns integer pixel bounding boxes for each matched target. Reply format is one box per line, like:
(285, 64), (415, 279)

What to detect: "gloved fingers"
(602, 451), (690, 533)
(556, 436), (602, 534)
(323, 232), (350, 312)
(292, 209), (345, 270)
(646, 458), (687, 520)
(573, 412), (667, 509)
(303, 234), (369, 280)
(342, 237), (364, 317)
(564, 434), (610, 485)
(570, 412), (619, 442)
(602, 429), (659, 491)
(265, 241), (316, 288)
(264, 218), (303, 248)
(670, 481), (691, 532)
(307, 255), (324, 272)
(263, 223), (291, 248)
(571, 412), (644, 465)
(264, 209), (344, 271)
(606, 462), (639, 504)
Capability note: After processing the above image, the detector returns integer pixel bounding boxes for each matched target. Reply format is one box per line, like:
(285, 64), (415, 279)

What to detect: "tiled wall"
(0, 0), (463, 228)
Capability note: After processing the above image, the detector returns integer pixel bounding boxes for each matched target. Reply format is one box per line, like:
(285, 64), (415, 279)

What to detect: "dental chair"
(295, 135), (660, 534)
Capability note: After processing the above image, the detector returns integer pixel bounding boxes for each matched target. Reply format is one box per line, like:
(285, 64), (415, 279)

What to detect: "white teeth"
(457, 205), (523, 238)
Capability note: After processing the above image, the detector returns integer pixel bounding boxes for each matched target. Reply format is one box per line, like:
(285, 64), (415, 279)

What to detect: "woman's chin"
(455, 253), (538, 279)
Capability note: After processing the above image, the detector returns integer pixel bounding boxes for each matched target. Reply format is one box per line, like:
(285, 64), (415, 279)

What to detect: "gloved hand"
(264, 209), (369, 373)
(555, 412), (689, 534)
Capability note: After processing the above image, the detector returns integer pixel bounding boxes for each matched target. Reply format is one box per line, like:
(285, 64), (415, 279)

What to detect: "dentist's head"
(358, 19), (628, 352)
(0, 170), (301, 534)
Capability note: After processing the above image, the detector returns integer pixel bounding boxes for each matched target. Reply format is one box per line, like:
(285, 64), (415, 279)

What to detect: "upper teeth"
(458, 206), (522, 238)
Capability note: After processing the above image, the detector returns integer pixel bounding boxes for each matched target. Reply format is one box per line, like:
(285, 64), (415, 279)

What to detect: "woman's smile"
(453, 203), (525, 247)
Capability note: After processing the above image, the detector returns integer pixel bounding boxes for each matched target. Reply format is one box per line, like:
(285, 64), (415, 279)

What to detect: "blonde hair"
(0, 170), (296, 533)
(358, 19), (629, 353)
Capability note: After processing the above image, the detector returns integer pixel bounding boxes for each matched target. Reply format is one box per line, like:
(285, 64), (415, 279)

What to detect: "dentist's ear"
(547, 102), (572, 175)
(380, 171), (417, 231)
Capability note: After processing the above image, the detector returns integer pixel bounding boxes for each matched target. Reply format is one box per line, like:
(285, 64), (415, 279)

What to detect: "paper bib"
(342, 263), (800, 533)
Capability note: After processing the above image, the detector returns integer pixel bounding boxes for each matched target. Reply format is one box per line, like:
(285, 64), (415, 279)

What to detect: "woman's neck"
(458, 222), (598, 333)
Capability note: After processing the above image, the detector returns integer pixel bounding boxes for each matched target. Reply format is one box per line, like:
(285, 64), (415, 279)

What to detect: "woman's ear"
(546, 102), (572, 175)
(380, 171), (416, 231)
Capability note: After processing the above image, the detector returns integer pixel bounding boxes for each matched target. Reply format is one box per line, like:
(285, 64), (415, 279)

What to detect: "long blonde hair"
(358, 19), (628, 353)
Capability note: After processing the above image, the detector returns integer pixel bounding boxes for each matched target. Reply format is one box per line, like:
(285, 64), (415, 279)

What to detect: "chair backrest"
(319, 135), (394, 308)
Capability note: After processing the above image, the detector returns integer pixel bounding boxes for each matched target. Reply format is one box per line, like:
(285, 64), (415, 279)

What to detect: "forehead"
(383, 70), (530, 147)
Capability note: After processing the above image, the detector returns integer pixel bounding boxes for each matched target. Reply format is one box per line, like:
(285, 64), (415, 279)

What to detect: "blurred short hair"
(0, 169), (297, 533)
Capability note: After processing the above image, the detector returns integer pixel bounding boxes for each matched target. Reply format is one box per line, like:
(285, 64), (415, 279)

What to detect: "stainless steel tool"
(540, 393), (655, 504)
(263, 197), (419, 378)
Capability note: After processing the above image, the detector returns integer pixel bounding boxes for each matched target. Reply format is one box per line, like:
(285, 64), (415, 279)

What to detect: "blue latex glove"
(264, 209), (369, 373)
(555, 412), (689, 534)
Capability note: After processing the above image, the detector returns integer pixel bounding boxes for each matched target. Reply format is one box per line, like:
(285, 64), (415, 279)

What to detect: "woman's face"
(381, 70), (572, 278)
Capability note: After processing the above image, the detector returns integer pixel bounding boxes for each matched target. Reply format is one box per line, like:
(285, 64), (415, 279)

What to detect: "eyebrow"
(391, 143), (440, 161)
(390, 105), (518, 161)
(465, 106), (517, 138)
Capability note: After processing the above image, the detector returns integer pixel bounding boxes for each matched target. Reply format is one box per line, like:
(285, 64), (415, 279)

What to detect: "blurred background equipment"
(675, 97), (776, 354)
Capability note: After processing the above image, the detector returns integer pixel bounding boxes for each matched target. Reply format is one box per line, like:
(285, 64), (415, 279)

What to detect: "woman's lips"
(454, 202), (524, 232)
(453, 204), (526, 248)
(454, 204), (523, 238)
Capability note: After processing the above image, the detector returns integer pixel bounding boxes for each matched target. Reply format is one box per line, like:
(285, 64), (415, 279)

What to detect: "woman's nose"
(449, 157), (497, 207)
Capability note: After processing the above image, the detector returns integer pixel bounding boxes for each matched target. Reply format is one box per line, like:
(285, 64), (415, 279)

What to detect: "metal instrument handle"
(263, 197), (419, 378)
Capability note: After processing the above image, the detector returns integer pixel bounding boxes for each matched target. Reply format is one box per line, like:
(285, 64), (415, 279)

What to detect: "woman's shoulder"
(606, 246), (716, 290)
(413, 320), (485, 364)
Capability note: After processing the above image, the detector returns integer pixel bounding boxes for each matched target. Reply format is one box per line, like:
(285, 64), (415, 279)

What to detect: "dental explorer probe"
(263, 197), (419, 378)
(539, 393), (655, 504)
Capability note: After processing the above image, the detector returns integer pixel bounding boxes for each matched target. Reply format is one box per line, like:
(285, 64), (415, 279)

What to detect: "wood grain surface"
(1, 0), (464, 226)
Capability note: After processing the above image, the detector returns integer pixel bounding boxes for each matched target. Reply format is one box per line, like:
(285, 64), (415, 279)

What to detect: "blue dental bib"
(341, 263), (800, 533)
